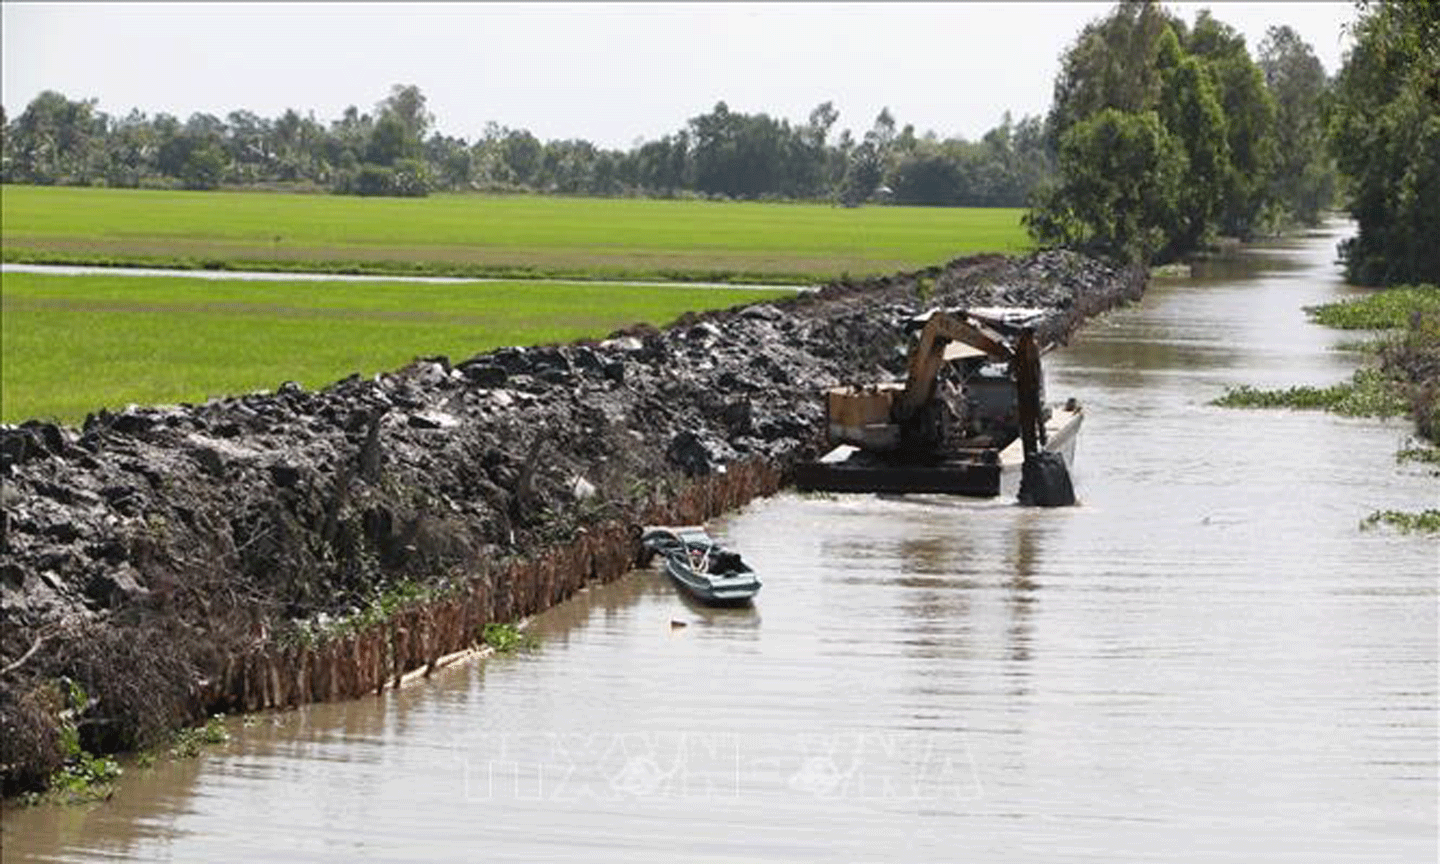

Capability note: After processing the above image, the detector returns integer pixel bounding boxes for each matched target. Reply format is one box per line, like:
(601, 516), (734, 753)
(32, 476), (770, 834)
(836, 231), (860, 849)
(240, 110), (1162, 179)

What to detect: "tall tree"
(2, 86), (1059, 203)
(838, 108), (899, 205)
(1032, 2), (1286, 261)
(688, 100), (738, 196)
(501, 129), (542, 186)
(887, 145), (963, 205)
(789, 100), (838, 197)
(1046, 0), (1176, 149)
(1155, 27), (1230, 256)
(225, 109), (272, 183)
(1026, 108), (1185, 263)
(631, 135), (685, 194)
(377, 84), (432, 142)
(686, 102), (797, 199)
(327, 105), (370, 173)
(0, 106), (10, 182)
(1184, 11), (1277, 238)
(425, 132), (472, 189)
(366, 113), (415, 166)
(1257, 25), (1336, 225)
(805, 101), (838, 149)
(1328, 0), (1440, 284)
(7, 90), (106, 184)
(101, 109), (157, 187)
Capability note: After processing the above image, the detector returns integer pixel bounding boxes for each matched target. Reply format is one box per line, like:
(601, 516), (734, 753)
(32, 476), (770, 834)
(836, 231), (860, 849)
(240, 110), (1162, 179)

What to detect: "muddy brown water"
(3, 222), (1435, 862)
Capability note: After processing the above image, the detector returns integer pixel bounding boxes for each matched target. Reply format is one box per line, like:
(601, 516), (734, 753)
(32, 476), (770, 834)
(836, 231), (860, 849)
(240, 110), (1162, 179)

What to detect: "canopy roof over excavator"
(965, 306), (1050, 329)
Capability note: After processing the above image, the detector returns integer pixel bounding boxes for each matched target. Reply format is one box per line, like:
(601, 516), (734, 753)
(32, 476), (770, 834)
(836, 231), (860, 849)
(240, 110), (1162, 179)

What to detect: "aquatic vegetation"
(19, 681), (123, 806)
(1221, 286), (1440, 445)
(1397, 443), (1440, 467)
(169, 716), (230, 758)
(42, 751), (122, 804)
(1332, 336), (1383, 353)
(1377, 306), (1440, 443)
(1213, 383), (1347, 410)
(1360, 509), (1440, 533)
(481, 623), (536, 654)
(1211, 367), (1409, 417)
(1149, 262), (1191, 278)
(1306, 285), (1440, 329)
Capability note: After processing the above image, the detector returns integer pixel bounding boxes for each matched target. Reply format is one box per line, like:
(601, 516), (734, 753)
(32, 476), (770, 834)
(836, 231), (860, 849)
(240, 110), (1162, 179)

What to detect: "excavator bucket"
(1018, 451), (1075, 507)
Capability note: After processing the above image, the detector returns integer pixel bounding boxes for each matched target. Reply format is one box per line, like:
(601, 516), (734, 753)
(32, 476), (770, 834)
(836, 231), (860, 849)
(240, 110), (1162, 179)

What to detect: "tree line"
(0, 84), (1049, 207)
(1, 2), (1428, 286)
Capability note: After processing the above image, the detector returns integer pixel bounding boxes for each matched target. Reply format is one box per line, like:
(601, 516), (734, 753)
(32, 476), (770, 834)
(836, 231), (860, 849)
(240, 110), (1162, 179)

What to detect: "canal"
(4, 221), (1435, 862)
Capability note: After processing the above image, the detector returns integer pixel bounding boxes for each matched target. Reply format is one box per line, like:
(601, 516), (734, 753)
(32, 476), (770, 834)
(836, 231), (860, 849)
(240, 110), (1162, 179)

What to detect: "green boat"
(641, 527), (762, 607)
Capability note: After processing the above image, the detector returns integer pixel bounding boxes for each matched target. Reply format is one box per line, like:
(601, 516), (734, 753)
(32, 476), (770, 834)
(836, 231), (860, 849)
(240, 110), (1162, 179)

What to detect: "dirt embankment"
(0, 251), (1145, 792)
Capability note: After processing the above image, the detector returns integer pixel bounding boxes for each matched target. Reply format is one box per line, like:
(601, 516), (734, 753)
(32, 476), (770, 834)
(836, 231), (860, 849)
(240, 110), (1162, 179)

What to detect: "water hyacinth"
(1361, 509), (1440, 534)
(1211, 368), (1409, 417)
(1305, 285), (1440, 330)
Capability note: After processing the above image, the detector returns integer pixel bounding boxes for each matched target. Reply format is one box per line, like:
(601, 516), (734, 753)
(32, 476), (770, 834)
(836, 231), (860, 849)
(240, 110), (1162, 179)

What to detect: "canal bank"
(3, 219), (1434, 863)
(0, 249), (1145, 793)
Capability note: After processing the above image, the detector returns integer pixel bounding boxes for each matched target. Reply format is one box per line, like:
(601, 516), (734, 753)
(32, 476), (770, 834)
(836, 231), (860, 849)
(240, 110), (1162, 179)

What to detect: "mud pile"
(0, 250), (1144, 791)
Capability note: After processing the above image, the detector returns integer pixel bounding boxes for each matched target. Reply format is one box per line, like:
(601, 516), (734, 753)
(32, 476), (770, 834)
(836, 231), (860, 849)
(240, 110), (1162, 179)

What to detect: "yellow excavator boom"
(893, 311), (1012, 423)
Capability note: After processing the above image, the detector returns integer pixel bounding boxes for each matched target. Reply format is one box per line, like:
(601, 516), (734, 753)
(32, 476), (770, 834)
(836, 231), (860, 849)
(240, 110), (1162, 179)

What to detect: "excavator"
(794, 307), (1080, 506)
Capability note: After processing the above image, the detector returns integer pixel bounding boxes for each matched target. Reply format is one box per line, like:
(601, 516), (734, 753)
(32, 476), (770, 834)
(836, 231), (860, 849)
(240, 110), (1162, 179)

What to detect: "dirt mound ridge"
(0, 251), (1144, 792)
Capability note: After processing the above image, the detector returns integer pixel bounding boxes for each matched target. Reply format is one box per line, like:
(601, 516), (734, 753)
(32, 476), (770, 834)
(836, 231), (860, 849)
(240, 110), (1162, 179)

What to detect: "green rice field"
(1, 185), (1031, 283)
(1, 185), (1031, 423)
(0, 272), (791, 424)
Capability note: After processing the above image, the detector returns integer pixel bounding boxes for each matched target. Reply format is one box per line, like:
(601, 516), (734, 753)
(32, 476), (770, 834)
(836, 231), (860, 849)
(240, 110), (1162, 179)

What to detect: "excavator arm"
(893, 310), (1012, 423)
(1011, 327), (1046, 457)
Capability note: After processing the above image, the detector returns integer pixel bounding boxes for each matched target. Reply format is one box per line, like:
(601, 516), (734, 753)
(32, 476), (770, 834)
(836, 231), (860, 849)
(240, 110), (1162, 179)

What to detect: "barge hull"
(794, 456), (1000, 496)
(795, 408), (1082, 498)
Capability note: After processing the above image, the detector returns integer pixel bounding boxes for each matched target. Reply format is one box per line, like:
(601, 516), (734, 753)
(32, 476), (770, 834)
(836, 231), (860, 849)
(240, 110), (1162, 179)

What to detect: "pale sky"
(2, 2), (1356, 149)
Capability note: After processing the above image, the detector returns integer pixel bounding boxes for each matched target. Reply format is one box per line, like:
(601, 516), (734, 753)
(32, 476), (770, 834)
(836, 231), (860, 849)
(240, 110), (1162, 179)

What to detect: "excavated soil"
(0, 251), (1144, 792)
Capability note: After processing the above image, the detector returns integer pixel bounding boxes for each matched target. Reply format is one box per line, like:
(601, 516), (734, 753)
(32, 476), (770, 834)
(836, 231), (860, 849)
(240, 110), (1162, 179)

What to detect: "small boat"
(641, 527), (762, 607)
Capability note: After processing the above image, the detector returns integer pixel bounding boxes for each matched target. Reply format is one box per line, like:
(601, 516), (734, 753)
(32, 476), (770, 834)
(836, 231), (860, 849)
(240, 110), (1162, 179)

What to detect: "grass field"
(0, 185), (1032, 283)
(0, 272), (792, 423)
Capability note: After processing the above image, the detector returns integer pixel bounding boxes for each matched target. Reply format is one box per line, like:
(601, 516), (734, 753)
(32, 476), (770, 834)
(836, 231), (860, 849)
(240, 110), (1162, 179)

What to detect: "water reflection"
(1004, 520), (1039, 668)
(670, 588), (763, 632)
